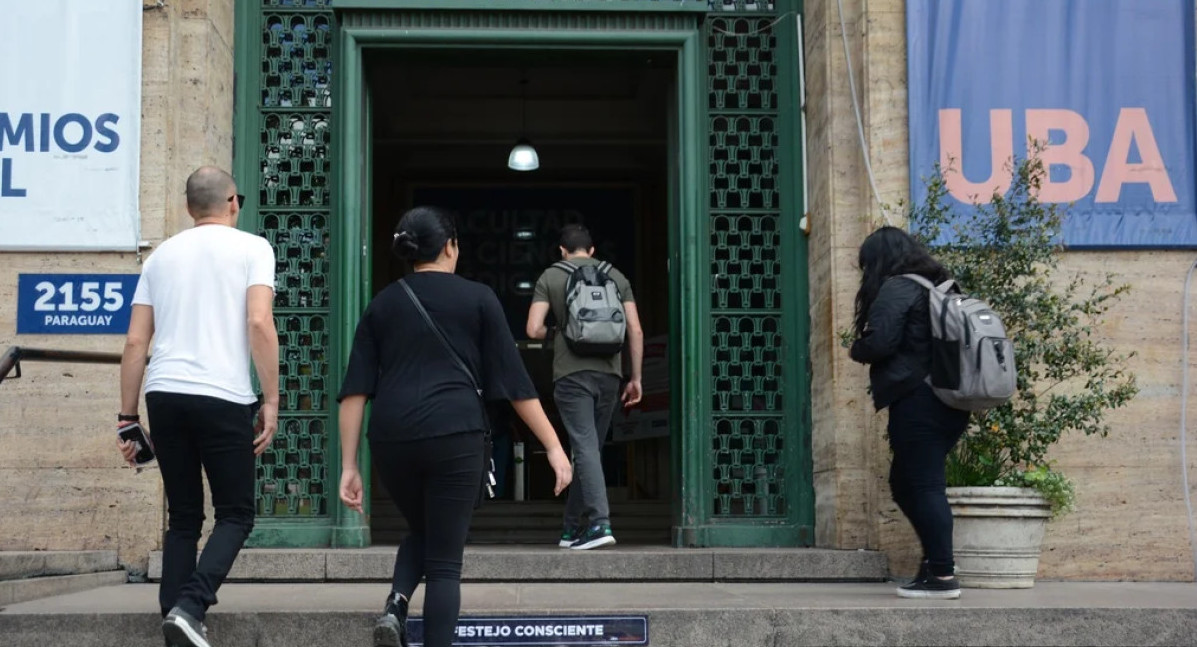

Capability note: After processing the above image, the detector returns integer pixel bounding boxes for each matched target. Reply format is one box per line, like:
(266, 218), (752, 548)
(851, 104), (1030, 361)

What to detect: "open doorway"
(364, 49), (676, 545)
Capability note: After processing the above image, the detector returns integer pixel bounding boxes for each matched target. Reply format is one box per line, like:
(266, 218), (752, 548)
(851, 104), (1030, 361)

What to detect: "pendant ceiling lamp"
(508, 74), (539, 172)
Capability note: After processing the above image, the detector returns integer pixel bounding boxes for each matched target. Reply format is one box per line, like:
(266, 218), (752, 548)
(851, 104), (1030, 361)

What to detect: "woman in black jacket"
(337, 207), (573, 646)
(849, 226), (969, 599)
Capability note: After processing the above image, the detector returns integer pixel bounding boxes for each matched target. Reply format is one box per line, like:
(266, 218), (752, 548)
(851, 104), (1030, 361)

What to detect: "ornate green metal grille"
(252, 0), (335, 519)
(706, 4), (786, 518)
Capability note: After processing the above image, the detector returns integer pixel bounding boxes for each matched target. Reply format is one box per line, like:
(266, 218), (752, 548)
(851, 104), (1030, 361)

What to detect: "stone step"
(148, 547), (888, 583)
(373, 500), (673, 544)
(2, 582), (1196, 646)
(0, 571), (128, 606)
(0, 551), (119, 581)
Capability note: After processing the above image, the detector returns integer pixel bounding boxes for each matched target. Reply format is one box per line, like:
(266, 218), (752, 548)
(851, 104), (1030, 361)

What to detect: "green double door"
(232, 0), (811, 550)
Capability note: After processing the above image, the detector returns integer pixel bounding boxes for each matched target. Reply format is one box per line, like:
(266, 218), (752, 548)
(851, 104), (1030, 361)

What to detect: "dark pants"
(887, 383), (970, 578)
(372, 431), (485, 647)
(554, 371), (621, 529)
(147, 391), (257, 621)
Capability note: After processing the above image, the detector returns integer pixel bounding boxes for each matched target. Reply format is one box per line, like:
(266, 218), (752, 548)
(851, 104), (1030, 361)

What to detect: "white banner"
(0, 0), (142, 251)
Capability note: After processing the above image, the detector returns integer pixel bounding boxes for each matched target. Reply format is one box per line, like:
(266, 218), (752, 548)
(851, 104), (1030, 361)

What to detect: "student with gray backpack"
(849, 226), (1014, 600)
(526, 224), (644, 550)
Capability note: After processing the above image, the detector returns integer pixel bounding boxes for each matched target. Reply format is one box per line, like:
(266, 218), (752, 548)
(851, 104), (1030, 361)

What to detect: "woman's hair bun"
(392, 230), (420, 260)
(392, 206), (457, 264)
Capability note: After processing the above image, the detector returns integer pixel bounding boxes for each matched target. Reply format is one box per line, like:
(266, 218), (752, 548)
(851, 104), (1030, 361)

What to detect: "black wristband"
(118, 413), (140, 422)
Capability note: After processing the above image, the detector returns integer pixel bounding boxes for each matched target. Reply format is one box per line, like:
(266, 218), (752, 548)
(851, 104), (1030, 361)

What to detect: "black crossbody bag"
(399, 279), (496, 508)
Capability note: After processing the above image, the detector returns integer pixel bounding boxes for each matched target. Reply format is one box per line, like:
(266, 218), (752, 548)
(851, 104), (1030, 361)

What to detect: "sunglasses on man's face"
(228, 194), (246, 209)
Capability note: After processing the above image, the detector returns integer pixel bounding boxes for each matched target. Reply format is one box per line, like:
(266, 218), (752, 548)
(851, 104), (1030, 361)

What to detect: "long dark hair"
(853, 226), (949, 337)
(392, 206), (457, 263)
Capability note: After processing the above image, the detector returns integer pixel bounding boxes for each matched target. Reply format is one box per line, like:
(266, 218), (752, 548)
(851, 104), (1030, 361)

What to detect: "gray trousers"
(554, 370), (621, 528)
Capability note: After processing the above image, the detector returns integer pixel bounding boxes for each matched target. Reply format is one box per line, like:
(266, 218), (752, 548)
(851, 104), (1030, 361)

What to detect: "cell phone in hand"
(117, 422), (156, 466)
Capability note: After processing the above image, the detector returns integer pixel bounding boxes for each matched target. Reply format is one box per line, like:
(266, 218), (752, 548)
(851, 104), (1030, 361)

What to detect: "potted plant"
(908, 154), (1138, 588)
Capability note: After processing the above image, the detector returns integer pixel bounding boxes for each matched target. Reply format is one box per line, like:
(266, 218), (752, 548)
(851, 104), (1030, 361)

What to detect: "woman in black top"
(849, 226), (969, 600)
(337, 207), (573, 647)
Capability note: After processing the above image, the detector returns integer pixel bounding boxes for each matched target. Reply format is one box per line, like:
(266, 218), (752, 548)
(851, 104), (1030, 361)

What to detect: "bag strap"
(400, 279), (495, 504)
(900, 273), (936, 291)
(399, 279), (481, 396)
(553, 261), (578, 274)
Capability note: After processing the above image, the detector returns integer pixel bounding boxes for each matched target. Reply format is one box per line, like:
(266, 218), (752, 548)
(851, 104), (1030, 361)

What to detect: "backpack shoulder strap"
(899, 273), (936, 291)
(596, 261), (624, 300)
(553, 261), (578, 274)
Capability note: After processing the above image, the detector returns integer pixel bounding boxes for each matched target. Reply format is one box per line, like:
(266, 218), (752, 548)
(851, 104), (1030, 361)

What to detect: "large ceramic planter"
(947, 486), (1052, 589)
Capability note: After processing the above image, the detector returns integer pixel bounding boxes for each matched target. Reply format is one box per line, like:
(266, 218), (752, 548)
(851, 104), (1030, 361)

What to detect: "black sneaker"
(569, 523), (616, 550)
(162, 607), (210, 647)
(897, 574), (962, 599)
(558, 525), (583, 548)
(374, 591), (410, 647)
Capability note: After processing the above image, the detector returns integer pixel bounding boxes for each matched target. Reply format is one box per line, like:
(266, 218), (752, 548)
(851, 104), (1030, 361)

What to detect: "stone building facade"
(0, 0), (1192, 581)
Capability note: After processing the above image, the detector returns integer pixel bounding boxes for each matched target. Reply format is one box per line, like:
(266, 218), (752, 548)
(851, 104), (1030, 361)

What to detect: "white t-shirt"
(132, 225), (276, 405)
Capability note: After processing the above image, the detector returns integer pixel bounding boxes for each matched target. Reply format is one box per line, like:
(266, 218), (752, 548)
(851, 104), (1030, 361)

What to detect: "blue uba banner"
(907, 0), (1197, 248)
(408, 616), (648, 646)
(17, 274), (139, 334)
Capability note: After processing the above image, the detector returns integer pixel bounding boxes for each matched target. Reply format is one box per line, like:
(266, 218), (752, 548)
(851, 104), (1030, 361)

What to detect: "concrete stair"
(0, 551), (126, 605)
(2, 581), (1195, 646)
(147, 546), (890, 583)
(374, 501), (674, 545)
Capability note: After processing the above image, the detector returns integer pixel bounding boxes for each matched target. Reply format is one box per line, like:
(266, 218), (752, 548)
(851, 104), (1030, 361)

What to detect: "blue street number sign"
(17, 274), (140, 335)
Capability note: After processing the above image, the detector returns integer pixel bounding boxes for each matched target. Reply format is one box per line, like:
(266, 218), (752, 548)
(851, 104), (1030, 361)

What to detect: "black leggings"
(371, 431), (484, 647)
(887, 383), (970, 578)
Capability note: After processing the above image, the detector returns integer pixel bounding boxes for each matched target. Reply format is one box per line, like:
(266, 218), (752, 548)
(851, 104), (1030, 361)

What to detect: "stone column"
(803, 0), (917, 573)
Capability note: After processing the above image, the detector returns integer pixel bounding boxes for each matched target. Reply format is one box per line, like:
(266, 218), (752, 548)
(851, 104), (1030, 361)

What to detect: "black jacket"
(850, 276), (932, 410)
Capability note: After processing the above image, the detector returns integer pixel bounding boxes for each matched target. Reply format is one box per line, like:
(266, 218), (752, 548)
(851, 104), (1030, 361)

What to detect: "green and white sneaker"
(569, 523), (616, 550)
(559, 525), (583, 548)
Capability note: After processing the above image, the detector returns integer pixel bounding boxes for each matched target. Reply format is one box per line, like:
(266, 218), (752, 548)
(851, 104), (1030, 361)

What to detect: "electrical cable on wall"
(835, 0), (894, 227)
(707, 11), (795, 37)
(1180, 258), (1197, 581)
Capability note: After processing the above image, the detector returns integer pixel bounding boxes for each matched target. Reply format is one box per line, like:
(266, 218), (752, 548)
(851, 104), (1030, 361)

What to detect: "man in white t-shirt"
(118, 166), (279, 647)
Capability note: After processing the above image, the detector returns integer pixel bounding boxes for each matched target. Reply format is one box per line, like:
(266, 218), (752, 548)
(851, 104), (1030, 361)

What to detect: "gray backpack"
(902, 274), (1017, 411)
(555, 260), (627, 357)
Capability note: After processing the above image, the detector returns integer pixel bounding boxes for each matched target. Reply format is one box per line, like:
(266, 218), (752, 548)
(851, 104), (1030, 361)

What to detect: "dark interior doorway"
(364, 49), (676, 545)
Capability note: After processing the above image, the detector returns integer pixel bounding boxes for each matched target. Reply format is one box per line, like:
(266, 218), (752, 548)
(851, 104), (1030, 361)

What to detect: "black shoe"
(374, 592), (409, 647)
(569, 523), (616, 550)
(897, 574), (962, 599)
(162, 607), (210, 647)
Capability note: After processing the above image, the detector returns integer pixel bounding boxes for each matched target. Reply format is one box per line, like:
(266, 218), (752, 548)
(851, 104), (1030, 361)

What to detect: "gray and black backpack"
(902, 274), (1017, 411)
(555, 260), (627, 357)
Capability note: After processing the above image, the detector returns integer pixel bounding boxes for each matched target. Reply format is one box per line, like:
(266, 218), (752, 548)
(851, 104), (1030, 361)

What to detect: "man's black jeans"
(887, 382), (970, 578)
(147, 391), (257, 621)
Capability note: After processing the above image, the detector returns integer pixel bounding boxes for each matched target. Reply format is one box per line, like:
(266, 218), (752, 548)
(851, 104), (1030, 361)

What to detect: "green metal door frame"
(331, 13), (708, 547)
(233, 0), (812, 549)
(675, 0), (813, 546)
